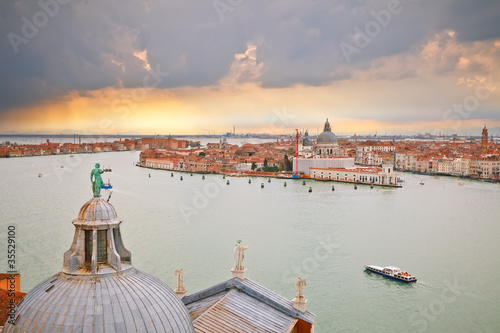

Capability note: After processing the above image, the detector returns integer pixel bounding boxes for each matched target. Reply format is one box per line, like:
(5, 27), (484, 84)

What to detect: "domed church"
(3, 166), (316, 332)
(315, 118), (343, 157)
(3, 194), (195, 332)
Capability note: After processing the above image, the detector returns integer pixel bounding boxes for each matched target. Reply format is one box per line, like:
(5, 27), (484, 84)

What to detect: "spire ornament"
(323, 118), (331, 132)
(292, 276), (308, 312)
(174, 268), (187, 299)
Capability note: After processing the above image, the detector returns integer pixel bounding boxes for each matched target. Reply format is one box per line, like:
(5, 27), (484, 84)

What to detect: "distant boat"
(70, 155), (74, 158)
(364, 265), (417, 284)
(38, 173), (42, 177)
(420, 181), (424, 185)
(458, 183), (464, 186)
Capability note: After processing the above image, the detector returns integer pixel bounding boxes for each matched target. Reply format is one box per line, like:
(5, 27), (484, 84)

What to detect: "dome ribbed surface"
(3, 268), (195, 333)
(317, 131), (338, 143)
(78, 197), (118, 221)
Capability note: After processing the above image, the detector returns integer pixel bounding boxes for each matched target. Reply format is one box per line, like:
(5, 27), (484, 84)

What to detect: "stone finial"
(174, 268), (187, 299)
(292, 276), (307, 312)
(231, 240), (249, 279)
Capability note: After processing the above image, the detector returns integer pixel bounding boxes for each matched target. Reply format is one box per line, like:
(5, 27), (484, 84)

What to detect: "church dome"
(3, 169), (195, 333)
(77, 197), (119, 223)
(303, 130), (313, 146)
(317, 131), (338, 143)
(317, 118), (338, 144)
(3, 268), (194, 332)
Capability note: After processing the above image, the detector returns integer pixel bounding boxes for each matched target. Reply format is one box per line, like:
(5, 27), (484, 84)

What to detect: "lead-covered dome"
(3, 174), (195, 333)
(303, 130), (313, 146)
(317, 118), (338, 143)
(78, 197), (118, 222)
(317, 131), (338, 143)
(3, 268), (194, 332)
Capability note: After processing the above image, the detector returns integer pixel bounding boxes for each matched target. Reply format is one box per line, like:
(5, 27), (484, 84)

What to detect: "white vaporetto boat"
(364, 265), (417, 283)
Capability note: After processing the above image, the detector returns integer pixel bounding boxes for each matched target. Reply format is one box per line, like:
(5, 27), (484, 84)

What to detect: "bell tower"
(482, 125), (488, 153)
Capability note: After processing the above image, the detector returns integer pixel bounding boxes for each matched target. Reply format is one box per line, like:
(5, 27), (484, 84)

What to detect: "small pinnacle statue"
(233, 240), (249, 271)
(175, 268), (186, 292)
(295, 276), (306, 300)
(90, 163), (111, 197)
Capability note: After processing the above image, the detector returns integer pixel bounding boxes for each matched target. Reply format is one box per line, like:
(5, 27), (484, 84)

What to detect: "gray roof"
(183, 277), (315, 332)
(3, 268), (195, 333)
(317, 131), (338, 144)
(74, 197), (122, 227)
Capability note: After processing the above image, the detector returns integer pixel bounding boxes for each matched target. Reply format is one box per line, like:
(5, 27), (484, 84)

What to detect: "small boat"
(261, 183), (264, 188)
(308, 187), (312, 193)
(354, 185), (357, 190)
(38, 173), (42, 177)
(364, 265), (417, 283)
(226, 180), (230, 185)
(102, 180), (113, 190)
(284, 182), (287, 187)
(268, 178), (271, 183)
(70, 155), (74, 158)
(248, 179), (251, 184)
(420, 181), (424, 185)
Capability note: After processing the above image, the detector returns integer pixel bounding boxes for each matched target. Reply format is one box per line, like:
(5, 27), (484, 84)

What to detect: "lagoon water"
(1, 151), (500, 332)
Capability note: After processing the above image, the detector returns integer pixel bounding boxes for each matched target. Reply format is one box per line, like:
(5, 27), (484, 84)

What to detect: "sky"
(0, 0), (499, 136)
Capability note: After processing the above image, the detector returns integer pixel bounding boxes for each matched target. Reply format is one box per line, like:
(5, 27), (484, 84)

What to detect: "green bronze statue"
(90, 163), (111, 197)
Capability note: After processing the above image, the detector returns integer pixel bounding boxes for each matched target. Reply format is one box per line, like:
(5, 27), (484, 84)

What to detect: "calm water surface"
(1, 151), (499, 332)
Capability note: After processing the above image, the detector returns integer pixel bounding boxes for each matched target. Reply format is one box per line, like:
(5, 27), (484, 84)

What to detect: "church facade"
(314, 119), (344, 157)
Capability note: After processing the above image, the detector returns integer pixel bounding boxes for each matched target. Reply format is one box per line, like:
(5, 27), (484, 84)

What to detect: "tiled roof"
(0, 289), (26, 326)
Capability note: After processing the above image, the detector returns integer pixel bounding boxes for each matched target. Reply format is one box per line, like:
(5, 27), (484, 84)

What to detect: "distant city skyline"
(1, 1), (499, 135)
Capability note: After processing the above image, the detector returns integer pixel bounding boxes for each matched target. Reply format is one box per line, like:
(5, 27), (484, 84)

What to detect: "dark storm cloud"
(0, 0), (499, 111)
